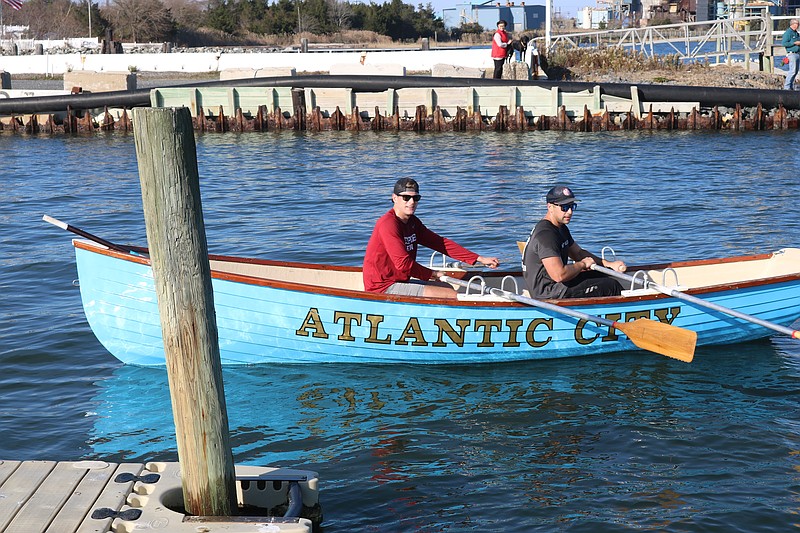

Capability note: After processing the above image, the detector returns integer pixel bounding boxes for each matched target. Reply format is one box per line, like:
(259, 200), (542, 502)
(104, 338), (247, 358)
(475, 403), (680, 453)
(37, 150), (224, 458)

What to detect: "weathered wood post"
(132, 107), (237, 516)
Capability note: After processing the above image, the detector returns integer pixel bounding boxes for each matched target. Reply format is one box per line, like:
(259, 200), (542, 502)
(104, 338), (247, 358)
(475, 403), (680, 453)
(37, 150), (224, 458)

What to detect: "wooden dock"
(0, 460), (321, 532)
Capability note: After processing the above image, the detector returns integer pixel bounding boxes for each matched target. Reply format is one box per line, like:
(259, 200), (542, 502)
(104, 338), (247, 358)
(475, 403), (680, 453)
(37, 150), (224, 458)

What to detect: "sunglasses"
(398, 194), (421, 203)
(556, 202), (577, 212)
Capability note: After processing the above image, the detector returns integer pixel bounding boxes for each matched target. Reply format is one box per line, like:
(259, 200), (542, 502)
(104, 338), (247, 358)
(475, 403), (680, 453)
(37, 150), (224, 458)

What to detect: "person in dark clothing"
(782, 19), (800, 90)
(522, 185), (626, 299)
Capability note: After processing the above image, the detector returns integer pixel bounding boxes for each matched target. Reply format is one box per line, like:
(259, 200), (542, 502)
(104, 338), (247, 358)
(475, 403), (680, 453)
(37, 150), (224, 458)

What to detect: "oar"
(440, 275), (696, 362)
(591, 263), (800, 340)
(43, 215), (139, 255)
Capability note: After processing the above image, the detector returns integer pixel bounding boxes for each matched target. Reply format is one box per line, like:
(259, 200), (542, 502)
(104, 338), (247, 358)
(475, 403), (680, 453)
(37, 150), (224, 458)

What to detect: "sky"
(425, 0), (588, 21)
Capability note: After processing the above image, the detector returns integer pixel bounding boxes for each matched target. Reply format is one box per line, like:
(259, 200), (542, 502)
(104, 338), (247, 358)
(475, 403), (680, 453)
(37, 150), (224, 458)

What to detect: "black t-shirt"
(522, 219), (573, 299)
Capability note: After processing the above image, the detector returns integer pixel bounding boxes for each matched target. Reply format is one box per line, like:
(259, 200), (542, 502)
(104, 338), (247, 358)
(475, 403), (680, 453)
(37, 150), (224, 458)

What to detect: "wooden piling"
(120, 109), (131, 131)
(582, 105), (591, 132)
(101, 107), (115, 131)
(495, 105), (508, 132)
(216, 105), (227, 132)
(350, 106), (362, 131)
(332, 106), (345, 130)
(777, 105), (787, 129)
(131, 107), (237, 517)
(431, 106), (442, 132)
(472, 107), (483, 131)
(559, 106), (569, 131)
(235, 108), (245, 131)
(755, 103), (764, 130)
(413, 105), (426, 132)
(27, 114), (39, 134)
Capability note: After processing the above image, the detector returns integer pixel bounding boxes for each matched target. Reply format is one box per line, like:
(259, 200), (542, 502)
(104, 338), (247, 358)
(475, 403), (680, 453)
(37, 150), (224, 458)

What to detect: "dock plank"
(74, 463), (144, 533)
(0, 461), (57, 530)
(0, 460), (22, 485)
(0, 461), (320, 532)
(5, 462), (87, 533)
(46, 461), (128, 533)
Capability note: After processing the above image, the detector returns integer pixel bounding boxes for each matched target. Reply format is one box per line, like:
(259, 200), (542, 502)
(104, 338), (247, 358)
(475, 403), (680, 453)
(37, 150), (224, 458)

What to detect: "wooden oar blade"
(615, 318), (697, 362)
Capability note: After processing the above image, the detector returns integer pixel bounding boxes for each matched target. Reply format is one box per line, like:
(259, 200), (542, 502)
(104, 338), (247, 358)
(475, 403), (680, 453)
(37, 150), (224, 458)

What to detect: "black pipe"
(1, 74), (797, 115)
(283, 481), (303, 518)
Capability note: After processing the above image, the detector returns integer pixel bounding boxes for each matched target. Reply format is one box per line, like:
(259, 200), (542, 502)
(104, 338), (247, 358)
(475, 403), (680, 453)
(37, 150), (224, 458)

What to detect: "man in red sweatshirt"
(363, 178), (500, 298)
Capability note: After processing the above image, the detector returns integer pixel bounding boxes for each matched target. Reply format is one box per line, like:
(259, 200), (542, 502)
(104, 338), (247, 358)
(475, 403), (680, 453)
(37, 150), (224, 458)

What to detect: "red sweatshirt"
(363, 209), (479, 293)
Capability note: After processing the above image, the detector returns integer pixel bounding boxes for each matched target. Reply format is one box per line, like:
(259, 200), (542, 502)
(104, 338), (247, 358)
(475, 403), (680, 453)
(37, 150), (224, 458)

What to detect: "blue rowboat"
(71, 239), (800, 366)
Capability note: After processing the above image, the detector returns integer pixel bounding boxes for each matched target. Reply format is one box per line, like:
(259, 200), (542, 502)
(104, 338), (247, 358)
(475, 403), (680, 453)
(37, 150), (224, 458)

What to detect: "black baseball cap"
(546, 185), (579, 205)
(394, 178), (419, 195)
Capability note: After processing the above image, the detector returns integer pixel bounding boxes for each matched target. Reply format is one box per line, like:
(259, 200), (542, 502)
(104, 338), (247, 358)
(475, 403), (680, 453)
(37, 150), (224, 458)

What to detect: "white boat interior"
(207, 247), (800, 301)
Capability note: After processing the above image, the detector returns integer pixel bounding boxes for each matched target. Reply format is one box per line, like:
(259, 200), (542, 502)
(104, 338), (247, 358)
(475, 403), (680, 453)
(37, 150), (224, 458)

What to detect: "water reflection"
(81, 332), (800, 529)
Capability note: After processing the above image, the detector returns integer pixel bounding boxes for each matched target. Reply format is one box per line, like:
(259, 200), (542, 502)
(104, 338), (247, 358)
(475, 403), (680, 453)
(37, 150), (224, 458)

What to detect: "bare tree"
(297, 11), (320, 34)
(327, 0), (351, 32)
(102, 0), (175, 42)
(15, 0), (86, 39)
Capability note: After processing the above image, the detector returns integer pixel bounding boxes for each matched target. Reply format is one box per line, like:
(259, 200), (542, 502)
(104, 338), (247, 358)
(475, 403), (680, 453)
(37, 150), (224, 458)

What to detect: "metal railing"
(536, 15), (791, 65)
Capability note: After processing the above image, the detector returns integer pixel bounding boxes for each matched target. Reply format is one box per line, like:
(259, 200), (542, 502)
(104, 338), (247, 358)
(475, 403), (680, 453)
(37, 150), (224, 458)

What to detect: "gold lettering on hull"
(295, 306), (684, 350)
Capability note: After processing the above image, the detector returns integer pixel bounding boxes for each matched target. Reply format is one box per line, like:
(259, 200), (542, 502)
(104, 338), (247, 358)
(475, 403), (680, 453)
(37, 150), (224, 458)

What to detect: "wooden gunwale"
(73, 240), (800, 308)
(631, 252), (774, 270)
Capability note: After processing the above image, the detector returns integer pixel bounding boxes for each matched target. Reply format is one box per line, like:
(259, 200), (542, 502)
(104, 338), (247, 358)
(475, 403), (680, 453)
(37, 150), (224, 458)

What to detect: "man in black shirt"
(522, 185), (626, 299)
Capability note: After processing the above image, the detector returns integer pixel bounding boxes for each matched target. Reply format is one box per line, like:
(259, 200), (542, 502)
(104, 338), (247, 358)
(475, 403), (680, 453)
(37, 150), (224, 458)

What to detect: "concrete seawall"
(0, 48), (494, 76)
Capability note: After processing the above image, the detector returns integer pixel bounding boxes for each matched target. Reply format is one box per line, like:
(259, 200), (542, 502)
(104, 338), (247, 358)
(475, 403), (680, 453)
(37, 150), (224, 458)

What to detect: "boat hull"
(74, 242), (800, 365)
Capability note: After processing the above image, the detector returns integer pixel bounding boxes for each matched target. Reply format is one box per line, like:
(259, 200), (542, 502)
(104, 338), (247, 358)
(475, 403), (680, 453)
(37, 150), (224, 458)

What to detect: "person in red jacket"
(363, 178), (500, 298)
(491, 19), (510, 79)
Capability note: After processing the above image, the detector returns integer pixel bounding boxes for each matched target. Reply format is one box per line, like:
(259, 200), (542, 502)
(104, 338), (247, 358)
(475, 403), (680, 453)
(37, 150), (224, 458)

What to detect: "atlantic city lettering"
(295, 306), (683, 349)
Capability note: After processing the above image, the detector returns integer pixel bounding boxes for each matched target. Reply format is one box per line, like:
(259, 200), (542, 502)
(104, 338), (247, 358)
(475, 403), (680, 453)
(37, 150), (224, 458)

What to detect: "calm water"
(1, 130), (799, 531)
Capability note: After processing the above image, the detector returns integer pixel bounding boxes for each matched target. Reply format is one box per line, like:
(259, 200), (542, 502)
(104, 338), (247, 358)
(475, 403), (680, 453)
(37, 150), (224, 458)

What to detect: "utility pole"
(545, 0), (551, 47)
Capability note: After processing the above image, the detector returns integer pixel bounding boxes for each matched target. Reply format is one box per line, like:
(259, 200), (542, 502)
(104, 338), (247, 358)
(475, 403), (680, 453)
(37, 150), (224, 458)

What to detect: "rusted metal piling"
(2, 85), (799, 134)
(4, 74), (800, 134)
(184, 101), (796, 131)
(0, 107), (133, 134)
(1, 103), (797, 133)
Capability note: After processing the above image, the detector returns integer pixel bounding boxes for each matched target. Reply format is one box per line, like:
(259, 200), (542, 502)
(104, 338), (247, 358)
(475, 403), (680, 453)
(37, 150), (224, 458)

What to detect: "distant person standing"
(782, 19), (800, 90)
(491, 20), (510, 79)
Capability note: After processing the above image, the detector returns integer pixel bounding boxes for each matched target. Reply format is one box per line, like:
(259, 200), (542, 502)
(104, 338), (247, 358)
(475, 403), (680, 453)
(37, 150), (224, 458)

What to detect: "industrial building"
(575, 0), (783, 28)
(442, 1), (547, 31)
